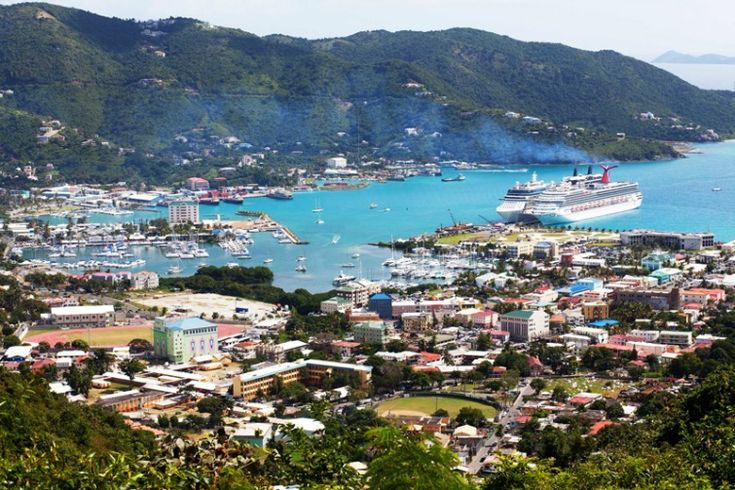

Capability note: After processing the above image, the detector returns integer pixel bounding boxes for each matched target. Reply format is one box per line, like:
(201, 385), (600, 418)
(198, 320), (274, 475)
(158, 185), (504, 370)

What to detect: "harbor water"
(27, 141), (735, 291)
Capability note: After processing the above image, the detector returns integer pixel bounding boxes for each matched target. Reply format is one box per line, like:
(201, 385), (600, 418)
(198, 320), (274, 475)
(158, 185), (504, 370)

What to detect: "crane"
(447, 208), (458, 226)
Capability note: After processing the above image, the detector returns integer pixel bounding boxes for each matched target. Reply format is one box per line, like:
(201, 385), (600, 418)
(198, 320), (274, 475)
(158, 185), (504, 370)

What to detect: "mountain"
(653, 50), (735, 64)
(1, 3), (734, 183)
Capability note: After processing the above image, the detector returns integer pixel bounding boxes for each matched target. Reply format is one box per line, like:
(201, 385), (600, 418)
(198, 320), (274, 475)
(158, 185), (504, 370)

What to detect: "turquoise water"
(29, 141), (735, 291)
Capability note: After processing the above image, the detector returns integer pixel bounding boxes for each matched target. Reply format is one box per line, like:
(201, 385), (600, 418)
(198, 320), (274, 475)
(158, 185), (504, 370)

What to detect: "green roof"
(501, 309), (534, 319)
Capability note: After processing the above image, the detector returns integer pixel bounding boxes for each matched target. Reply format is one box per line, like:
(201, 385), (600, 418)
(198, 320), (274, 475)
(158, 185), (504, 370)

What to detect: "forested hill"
(0, 2), (733, 177)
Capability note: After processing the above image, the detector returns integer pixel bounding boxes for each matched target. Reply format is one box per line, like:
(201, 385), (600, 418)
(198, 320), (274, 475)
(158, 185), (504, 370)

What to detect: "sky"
(1, 0), (734, 61)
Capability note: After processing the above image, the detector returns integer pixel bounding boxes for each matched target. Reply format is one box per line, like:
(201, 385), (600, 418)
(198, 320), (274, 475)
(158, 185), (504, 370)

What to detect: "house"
(186, 177), (210, 191)
(47, 305), (115, 328)
(231, 422), (274, 447)
(331, 340), (361, 358)
(352, 321), (387, 345)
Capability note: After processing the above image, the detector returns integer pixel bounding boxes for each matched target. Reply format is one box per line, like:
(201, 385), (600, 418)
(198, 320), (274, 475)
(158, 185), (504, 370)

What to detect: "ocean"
(28, 141), (735, 292)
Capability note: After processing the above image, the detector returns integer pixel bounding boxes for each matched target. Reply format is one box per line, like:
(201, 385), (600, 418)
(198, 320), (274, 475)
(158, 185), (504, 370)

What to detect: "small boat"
(351, 253), (360, 259)
(263, 258), (273, 264)
(331, 234), (341, 244)
(341, 263), (356, 268)
(442, 173), (465, 182)
(369, 202), (378, 209)
(295, 264), (307, 273)
(713, 187), (722, 192)
(316, 218), (325, 225)
(168, 265), (183, 274)
(297, 256), (306, 261)
(383, 208), (391, 212)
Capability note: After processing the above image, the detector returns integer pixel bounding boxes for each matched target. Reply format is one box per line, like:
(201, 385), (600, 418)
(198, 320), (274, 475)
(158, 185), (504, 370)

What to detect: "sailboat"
(331, 234), (341, 244)
(168, 257), (183, 275)
(312, 198), (324, 213)
(295, 263), (307, 273)
(315, 212), (325, 225)
(369, 202), (378, 209)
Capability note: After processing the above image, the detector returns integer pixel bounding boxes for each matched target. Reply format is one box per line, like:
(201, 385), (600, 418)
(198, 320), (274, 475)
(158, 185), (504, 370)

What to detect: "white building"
(499, 309), (550, 342)
(168, 200), (200, 225)
(131, 271), (159, 290)
(48, 305), (115, 328)
(571, 326), (609, 344)
(326, 157), (347, 169)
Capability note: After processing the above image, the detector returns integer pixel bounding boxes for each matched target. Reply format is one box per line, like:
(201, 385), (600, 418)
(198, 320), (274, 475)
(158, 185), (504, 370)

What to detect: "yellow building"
(233, 360), (372, 401)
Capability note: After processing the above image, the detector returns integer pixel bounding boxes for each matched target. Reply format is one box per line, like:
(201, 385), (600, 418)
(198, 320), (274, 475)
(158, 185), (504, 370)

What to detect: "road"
(466, 380), (534, 474)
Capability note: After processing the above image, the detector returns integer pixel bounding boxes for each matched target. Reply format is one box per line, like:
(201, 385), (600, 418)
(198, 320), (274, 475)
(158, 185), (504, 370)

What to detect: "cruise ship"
(496, 172), (548, 222)
(524, 165), (641, 224)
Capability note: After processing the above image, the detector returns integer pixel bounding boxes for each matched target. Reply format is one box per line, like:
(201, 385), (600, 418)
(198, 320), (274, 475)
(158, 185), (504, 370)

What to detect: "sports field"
(24, 322), (246, 348)
(376, 395), (497, 419)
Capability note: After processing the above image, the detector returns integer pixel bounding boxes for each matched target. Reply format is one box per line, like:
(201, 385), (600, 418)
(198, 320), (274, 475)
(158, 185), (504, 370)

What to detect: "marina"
(19, 141), (735, 291)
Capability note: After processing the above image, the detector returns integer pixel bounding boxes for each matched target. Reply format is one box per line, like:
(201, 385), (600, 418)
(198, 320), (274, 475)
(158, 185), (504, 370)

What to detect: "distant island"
(653, 50), (735, 64)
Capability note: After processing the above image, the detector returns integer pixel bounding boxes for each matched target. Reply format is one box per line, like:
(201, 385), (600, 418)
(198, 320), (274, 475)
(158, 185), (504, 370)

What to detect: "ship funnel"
(573, 167), (578, 177)
(600, 164), (618, 184)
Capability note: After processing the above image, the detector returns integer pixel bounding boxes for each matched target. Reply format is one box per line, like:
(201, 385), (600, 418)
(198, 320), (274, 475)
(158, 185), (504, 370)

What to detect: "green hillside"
(0, 3), (733, 183)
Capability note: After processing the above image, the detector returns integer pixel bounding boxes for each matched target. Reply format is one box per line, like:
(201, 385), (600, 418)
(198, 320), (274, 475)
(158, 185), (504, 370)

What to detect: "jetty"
(280, 224), (309, 245)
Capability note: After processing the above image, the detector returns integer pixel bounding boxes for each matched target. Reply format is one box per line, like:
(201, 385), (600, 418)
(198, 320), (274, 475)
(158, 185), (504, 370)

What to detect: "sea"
(26, 140), (735, 292)
(654, 63), (735, 90)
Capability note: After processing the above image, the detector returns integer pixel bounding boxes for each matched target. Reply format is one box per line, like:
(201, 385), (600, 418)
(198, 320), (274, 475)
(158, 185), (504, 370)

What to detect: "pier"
(280, 224), (309, 245)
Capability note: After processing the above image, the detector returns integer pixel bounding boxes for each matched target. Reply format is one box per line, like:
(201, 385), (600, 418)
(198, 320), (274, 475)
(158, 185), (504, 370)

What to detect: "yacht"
(351, 253), (360, 259)
(441, 173), (465, 182)
(295, 264), (307, 273)
(312, 198), (324, 213)
(332, 271), (357, 286)
(263, 258), (273, 264)
(297, 255), (307, 261)
(341, 262), (356, 268)
(369, 202), (378, 209)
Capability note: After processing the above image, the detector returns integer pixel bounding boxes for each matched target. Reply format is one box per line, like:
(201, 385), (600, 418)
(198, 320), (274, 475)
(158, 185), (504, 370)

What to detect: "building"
(401, 312), (432, 334)
(533, 241), (559, 260)
(641, 252), (673, 271)
(131, 271), (159, 290)
(581, 301), (609, 321)
(649, 267), (682, 285)
(658, 330), (693, 346)
(326, 157), (348, 169)
(620, 230), (715, 250)
(367, 293), (393, 320)
(48, 305), (115, 328)
(233, 360), (371, 400)
(353, 321), (387, 345)
(320, 297), (352, 314)
(256, 340), (307, 362)
(186, 177), (210, 191)
(505, 241), (535, 259)
(168, 200), (200, 225)
(614, 288), (680, 310)
(572, 326), (609, 344)
(335, 280), (381, 308)
(681, 288), (726, 306)
(499, 309), (550, 342)
(153, 317), (219, 364)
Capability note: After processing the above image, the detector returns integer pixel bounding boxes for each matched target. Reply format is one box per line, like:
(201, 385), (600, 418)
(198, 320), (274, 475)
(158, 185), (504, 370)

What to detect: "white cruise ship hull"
(496, 201), (527, 222)
(533, 194), (642, 225)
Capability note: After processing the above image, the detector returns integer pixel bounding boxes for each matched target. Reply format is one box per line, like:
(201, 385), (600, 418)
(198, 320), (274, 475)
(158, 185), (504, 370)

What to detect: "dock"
(280, 224), (309, 245)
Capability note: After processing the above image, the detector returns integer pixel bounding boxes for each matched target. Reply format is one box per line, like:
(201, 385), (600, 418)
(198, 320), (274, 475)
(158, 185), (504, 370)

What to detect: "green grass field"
(25, 325), (152, 347)
(376, 396), (497, 419)
(436, 232), (485, 245)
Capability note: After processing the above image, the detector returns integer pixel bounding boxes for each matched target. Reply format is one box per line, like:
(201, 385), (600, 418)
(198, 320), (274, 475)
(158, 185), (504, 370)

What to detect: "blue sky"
(2, 0), (733, 60)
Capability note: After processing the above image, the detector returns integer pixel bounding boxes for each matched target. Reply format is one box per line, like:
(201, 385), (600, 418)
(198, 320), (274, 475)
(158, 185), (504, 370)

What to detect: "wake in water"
(477, 168), (529, 173)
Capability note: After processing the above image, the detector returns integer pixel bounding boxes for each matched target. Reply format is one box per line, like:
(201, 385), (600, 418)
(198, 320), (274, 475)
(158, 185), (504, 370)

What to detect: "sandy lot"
(135, 292), (276, 320)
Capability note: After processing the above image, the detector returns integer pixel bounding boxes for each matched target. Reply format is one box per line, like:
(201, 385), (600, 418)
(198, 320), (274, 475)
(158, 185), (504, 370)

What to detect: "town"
(1, 207), (733, 482)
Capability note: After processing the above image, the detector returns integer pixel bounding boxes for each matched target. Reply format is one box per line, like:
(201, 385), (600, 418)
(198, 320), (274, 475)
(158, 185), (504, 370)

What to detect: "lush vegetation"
(0, 3), (733, 185)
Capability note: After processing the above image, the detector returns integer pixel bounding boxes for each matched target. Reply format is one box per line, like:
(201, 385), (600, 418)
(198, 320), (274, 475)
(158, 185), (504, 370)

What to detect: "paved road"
(467, 381), (534, 474)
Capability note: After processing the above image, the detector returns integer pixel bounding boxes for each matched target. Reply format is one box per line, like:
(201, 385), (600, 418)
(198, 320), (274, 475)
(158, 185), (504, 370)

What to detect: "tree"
(433, 408), (449, 417)
(366, 426), (474, 490)
(128, 338), (152, 354)
(530, 378), (547, 395)
(65, 364), (92, 396)
(119, 358), (145, 381)
(455, 406), (487, 427)
(3, 335), (20, 348)
(551, 386), (569, 402)
(606, 402), (625, 420)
